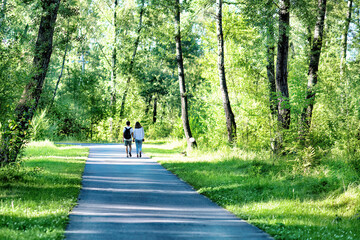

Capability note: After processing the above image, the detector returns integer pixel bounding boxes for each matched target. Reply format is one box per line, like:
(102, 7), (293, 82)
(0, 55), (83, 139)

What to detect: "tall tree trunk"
(340, 0), (353, 79)
(275, 0), (291, 129)
(216, 0), (236, 143)
(145, 95), (152, 115)
(340, 0), (353, 145)
(51, 24), (70, 107)
(0, 0), (60, 165)
(111, 0), (118, 116)
(301, 0), (327, 132)
(153, 97), (157, 123)
(119, 0), (145, 118)
(174, 0), (197, 149)
(265, 2), (277, 152)
(265, 2), (276, 117)
(50, 44), (68, 107)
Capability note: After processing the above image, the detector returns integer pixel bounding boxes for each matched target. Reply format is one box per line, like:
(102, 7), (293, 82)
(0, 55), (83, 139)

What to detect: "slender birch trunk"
(340, 0), (353, 79)
(216, 0), (236, 143)
(340, 0), (353, 148)
(265, 3), (276, 117)
(174, 0), (197, 149)
(301, 0), (327, 132)
(0, 0), (60, 164)
(119, 0), (145, 118)
(50, 44), (68, 107)
(111, 0), (118, 116)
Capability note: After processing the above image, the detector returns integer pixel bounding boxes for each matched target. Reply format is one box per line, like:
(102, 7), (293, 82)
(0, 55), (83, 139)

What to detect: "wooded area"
(0, 0), (359, 164)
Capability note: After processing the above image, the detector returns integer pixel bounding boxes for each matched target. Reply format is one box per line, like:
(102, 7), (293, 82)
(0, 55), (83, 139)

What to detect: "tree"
(340, 0), (353, 79)
(265, 1), (277, 117)
(50, 18), (75, 107)
(111, 0), (118, 116)
(301, 0), (327, 133)
(275, 0), (291, 130)
(119, 0), (145, 118)
(174, 0), (197, 149)
(216, 0), (236, 143)
(0, 0), (61, 164)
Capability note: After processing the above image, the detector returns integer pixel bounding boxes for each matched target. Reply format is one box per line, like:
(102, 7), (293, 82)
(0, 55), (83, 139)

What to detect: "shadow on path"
(64, 143), (273, 239)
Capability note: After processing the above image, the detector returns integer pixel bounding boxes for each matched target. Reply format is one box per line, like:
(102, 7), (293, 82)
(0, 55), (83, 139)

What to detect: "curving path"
(65, 143), (273, 239)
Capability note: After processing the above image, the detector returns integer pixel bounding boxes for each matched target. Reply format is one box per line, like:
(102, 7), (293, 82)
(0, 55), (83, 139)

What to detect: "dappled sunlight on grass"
(156, 142), (360, 240)
(0, 142), (88, 240)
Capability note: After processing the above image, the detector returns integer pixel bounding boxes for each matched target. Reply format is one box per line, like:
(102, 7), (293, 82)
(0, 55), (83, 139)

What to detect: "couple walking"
(123, 121), (145, 158)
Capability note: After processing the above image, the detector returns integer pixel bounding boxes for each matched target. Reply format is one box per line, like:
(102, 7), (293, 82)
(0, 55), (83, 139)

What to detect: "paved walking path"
(65, 144), (273, 239)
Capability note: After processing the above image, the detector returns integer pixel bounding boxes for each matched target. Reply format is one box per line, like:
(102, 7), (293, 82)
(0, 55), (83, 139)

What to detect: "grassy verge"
(0, 141), (88, 240)
(148, 143), (360, 240)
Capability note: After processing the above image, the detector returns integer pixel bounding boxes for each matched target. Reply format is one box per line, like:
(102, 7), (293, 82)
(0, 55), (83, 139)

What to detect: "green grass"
(150, 144), (360, 240)
(0, 141), (88, 240)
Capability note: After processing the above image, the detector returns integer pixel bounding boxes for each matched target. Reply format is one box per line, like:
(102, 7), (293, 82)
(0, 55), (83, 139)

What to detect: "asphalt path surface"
(65, 143), (273, 239)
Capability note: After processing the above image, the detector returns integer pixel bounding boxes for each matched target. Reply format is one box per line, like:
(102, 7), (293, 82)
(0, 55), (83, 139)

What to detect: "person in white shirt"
(133, 121), (145, 158)
(123, 121), (134, 157)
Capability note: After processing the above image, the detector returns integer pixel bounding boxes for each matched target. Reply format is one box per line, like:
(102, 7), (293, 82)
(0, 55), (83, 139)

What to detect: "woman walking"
(133, 122), (145, 158)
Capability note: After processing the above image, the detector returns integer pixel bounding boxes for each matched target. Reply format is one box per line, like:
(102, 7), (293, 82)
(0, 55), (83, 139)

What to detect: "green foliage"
(0, 0), (358, 151)
(31, 109), (57, 141)
(0, 118), (31, 165)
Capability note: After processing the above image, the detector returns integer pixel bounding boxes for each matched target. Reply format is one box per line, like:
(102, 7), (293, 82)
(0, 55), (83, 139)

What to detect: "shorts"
(124, 140), (132, 146)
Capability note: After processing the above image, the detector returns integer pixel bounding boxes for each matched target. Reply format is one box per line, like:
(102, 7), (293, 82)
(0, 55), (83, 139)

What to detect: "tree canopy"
(1, 0), (360, 162)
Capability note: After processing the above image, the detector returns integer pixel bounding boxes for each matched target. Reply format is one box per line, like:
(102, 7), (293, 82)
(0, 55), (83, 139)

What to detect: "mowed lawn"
(147, 143), (360, 240)
(0, 141), (88, 240)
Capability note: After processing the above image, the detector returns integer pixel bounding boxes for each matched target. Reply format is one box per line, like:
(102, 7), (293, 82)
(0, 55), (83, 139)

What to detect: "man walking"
(123, 121), (134, 157)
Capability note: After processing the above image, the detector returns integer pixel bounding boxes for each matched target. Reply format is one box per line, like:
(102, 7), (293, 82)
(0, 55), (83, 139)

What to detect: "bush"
(31, 109), (57, 141)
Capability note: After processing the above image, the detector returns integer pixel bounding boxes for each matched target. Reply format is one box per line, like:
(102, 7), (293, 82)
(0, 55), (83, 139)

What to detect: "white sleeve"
(141, 128), (145, 139)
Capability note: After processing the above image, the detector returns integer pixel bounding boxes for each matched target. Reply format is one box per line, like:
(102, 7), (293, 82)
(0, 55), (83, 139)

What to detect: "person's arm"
(122, 128), (125, 142)
(142, 127), (145, 141)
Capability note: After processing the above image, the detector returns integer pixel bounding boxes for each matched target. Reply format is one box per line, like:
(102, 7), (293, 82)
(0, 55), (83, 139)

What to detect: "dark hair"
(126, 121), (130, 126)
(135, 122), (142, 129)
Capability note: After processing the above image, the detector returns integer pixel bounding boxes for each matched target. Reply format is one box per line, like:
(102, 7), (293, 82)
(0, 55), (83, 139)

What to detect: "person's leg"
(139, 141), (142, 157)
(125, 142), (129, 157)
(129, 142), (132, 157)
(135, 140), (139, 155)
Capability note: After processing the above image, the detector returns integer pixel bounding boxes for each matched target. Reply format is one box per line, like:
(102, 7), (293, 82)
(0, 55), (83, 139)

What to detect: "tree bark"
(175, 0), (197, 149)
(275, 0), (291, 129)
(119, 0), (145, 118)
(301, 0), (327, 131)
(340, 0), (353, 79)
(111, 0), (118, 116)
(145, 95), (152, 115)
(51, 27), (71, 107)
(50, 44), (68, 107)
(0, 0), (60, 165)
(216, 0), (236, 143)
(153, 97), (157, 123)
(265, 3), (276, 117)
